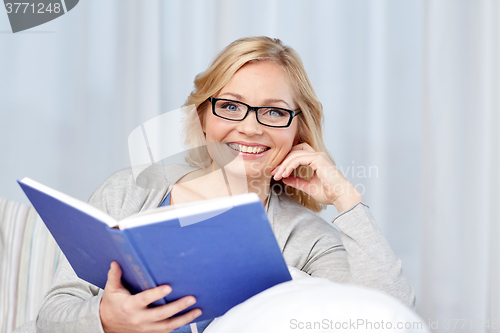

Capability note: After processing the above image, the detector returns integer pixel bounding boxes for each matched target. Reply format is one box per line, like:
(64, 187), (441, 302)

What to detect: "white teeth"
(227, 143), (267, 154)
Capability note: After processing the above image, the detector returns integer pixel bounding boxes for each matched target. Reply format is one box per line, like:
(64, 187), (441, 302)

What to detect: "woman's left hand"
(271, 143), (363, 213)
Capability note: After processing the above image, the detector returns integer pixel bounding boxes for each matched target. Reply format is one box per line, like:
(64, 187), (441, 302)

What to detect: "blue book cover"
(18, 177), (292, 321)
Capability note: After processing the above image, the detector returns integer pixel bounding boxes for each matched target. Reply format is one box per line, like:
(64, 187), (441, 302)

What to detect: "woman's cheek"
(274, 149), (290, 166)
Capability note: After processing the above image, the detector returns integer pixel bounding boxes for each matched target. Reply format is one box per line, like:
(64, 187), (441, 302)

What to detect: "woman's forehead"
(219, 61), (297, 108)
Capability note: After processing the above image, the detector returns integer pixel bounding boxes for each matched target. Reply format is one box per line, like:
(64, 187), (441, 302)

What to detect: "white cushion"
(205, 267), (428, 333)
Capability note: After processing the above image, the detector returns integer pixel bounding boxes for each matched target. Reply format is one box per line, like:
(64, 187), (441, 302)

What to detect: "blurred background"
(1, 0), (499, 331)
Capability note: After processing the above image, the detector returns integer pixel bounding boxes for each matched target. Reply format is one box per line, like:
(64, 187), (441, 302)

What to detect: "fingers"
(272, 153), (317, 180)
(101, 262), (202, 333)
(146, 296), (201, 323)
(273, 149), (334, 181)
(270, 144), (316, 179)
(105, 262), (126, 293)
(281, 175), (311, 192)
(132, 284), (172, 308)
(271, 151), (307, 180)
(144, 308), (202, 333)
(162, 309), (202, 330)
(290, 142), (315, 152)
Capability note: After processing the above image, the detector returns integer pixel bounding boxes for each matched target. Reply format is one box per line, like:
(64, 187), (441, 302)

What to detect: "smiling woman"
(196, 61), (300, 203)
(183, 37), (328, 212)
(32, 37), (417, 333)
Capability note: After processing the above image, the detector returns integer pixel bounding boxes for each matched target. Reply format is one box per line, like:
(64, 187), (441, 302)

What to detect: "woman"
(36, 37), (415, 333)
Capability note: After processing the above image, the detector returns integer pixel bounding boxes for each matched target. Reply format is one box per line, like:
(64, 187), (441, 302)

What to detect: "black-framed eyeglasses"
(208, 97), (302, 128)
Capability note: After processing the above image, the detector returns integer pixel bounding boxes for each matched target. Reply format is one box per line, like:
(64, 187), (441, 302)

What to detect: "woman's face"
(204, 61), (299, 180)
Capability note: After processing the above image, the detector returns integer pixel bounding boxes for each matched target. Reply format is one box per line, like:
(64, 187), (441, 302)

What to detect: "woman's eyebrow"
(263, 99), (291, 108)
(218, 92), (291, 108)
(218, 92), (244, 100)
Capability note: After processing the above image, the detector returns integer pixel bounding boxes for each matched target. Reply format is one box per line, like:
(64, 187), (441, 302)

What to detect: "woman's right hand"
(100, 262), (202, 333)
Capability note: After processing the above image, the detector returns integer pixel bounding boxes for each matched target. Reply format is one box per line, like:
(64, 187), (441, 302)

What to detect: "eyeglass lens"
(213, 99), (292, 127)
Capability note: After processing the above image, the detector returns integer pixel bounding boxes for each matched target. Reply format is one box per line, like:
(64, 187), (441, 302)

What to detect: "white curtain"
(1, 0), (499, 331)
(420, 0), (500, 330)
(0, 0), (162, 203)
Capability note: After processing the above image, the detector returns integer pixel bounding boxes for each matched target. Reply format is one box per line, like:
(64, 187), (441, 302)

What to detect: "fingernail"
(162, 286), (171, 294)
(186, 297), (196, 306)
(193, 310), (202, 318)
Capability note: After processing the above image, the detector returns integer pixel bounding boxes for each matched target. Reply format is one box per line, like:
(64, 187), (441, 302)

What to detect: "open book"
(18, 178), (292, 322)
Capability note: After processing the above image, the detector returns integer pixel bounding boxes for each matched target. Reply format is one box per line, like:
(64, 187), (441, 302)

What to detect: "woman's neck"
(211, 161), (271, 205)
(222, 168), (271, 206)
(173, 163), (271, 206)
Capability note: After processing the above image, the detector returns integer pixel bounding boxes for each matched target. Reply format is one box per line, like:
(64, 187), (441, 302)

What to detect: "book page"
(19, 178), (118, 228)
(119, 192), (260, 229)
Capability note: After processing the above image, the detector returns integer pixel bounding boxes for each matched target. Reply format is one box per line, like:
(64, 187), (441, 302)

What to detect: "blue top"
(159, 192), (171, 207)
(159, 192), (213, 333)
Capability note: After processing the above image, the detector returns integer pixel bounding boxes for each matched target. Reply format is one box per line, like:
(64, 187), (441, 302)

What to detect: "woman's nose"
(236, 111), (264, 136)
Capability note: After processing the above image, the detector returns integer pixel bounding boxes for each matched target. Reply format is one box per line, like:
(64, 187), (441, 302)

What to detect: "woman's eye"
(220, 102), (240, 112)
(267, 109), (286, 117)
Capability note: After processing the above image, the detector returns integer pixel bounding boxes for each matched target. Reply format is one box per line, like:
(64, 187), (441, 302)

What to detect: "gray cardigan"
(29, 164), (415, 333)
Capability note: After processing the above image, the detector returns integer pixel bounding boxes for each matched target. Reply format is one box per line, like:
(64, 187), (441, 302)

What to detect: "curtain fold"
(0, 0), (162, 204)
(487, 0), (500, 328)
(421, 0), (499, 331)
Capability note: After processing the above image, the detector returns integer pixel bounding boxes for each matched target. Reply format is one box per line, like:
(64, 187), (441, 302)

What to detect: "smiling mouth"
(226, 143), (270, 154)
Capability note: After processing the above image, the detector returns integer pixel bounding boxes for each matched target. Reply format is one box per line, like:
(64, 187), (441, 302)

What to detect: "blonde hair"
(183, 36), (328, 212)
